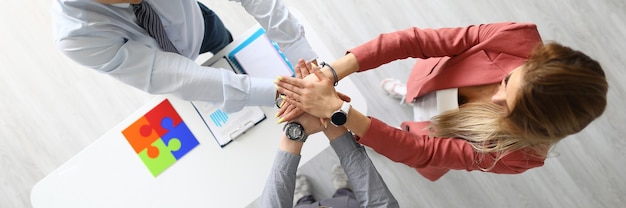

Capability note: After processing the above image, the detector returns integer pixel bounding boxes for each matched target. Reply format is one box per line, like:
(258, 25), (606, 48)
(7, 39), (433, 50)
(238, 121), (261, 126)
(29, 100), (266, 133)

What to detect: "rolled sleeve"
(330, 132), (362, 158)
(247, 77), (277, 107)
(282, 36), (318, 64)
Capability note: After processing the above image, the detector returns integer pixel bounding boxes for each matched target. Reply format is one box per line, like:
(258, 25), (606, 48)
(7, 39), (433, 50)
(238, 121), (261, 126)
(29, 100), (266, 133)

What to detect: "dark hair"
(432, 42), (608, 166)
(509, 42), (608, 140)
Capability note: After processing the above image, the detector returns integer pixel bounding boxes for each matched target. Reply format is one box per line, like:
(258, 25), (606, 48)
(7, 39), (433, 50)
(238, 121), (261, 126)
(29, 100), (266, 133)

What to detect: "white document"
(228, 28), (294, 78)
(191, 101), (266, 147)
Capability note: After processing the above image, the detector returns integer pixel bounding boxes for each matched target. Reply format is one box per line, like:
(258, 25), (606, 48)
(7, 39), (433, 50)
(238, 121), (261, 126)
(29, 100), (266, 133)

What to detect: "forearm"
(232, 0), (298, 44)
(319, 53), (360, 82)
(260, 148), (301, 208)
(323, 123), (349, 141)
(232, 0), (317, 62)
(136, 51), (275, 112)
(329, 132), (399, 208)
(278, 134), (304, 155)
(60, 37), (276, 112)
(315, 90), (369, 137)
(343, 106), (371, 137)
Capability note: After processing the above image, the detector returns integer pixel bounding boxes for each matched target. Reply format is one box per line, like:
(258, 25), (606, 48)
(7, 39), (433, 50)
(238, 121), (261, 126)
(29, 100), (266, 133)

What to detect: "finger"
(279, 104), (296, 123)
(295, 59), (306, 79)
(301, 60), (311, 77)
(337, 91), (352, 102)
(282, 106), (304, 122)
(312, 67), (331, 83)
(275, 77), (304, 97)
(283, 104), (297, 121)
(283, 97), (304, 110)
(307, 61), (318, 75)
(276, 85), (303, 102)
(277, 75), (308, 89)
(285, 95), (301, 106)
(310, 61), (318, 69)
(319, 118), (328, 129)
(311, 59), (319, 67)
(276, 100), (290, 118)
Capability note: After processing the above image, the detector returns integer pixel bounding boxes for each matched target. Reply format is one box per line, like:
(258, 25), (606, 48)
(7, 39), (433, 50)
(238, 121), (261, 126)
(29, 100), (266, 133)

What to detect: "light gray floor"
(1, 0), (625, 207)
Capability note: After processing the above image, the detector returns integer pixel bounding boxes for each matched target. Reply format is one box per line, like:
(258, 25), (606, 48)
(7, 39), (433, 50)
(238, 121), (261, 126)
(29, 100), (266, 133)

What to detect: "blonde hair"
(430, 42), (608, 169)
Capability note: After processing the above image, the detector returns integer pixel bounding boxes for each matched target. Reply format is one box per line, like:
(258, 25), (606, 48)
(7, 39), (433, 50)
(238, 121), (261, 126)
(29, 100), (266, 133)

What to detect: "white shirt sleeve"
(56, 34), (275, 113)
(231, 0), (318, 63)
(52, 0), (315, 112)
(52, 0), (276, 113)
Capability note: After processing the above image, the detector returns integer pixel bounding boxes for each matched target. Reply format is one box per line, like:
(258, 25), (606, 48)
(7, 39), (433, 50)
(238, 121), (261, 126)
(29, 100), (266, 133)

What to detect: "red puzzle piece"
(144, 99), (182, 137)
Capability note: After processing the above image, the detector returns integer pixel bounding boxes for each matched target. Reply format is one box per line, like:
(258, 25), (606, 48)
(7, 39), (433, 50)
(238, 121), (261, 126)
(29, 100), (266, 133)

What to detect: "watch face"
(331, 112), (347, 126)
(286, 124), (303, 140)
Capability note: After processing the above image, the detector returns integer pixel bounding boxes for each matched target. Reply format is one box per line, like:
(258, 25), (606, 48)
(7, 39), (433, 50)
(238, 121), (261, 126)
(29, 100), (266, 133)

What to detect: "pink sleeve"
(348, 22), (534, 72)
(358, 118), (545, 181)
(357, 118), (479, 169)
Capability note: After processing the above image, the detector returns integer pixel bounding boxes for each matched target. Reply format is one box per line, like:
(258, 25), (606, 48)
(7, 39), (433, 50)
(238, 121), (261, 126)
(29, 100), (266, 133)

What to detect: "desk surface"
(30, 10), (367, 207)
(30, 94), (364, 207)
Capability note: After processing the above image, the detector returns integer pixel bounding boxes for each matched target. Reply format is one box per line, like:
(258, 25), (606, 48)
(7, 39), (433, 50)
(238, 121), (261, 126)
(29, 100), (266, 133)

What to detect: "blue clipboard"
(226, 28), (295, 77)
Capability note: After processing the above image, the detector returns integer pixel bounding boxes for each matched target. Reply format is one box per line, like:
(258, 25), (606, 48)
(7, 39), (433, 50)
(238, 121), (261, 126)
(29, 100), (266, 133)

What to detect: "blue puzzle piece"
(160, 117), (199, 160)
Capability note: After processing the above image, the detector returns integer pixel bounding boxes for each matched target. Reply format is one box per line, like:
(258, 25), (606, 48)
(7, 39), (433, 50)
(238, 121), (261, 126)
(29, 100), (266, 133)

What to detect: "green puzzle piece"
(138, 139), (177, 177)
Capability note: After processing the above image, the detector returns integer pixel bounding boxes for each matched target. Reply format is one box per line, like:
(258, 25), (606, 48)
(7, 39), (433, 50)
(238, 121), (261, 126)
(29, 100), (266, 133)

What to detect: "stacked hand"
(276, 59), (350, 123)
(275, 59), (312, 123)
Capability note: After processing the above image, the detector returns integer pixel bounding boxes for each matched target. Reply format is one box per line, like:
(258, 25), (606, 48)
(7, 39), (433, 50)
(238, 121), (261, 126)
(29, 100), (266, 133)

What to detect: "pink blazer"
(349, 22), (545, 181)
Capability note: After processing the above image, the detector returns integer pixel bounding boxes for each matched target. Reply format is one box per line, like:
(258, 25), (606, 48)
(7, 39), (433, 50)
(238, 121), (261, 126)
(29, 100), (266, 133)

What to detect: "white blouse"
(412, 88), (459, 121)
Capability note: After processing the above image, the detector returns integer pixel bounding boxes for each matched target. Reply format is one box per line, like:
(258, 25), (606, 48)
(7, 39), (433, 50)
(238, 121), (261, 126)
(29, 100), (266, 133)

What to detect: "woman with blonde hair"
(275, 22), (608, 181)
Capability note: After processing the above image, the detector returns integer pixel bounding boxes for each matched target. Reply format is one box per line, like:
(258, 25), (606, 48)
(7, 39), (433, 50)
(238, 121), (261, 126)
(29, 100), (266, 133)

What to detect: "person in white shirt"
(51, 0), (317, 112)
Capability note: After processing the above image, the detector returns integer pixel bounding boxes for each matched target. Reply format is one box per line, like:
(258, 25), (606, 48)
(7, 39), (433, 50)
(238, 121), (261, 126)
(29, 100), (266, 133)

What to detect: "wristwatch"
(283, 122), (308, 142)
(275, 94), (285, 108)
(330, 101), (351, 126)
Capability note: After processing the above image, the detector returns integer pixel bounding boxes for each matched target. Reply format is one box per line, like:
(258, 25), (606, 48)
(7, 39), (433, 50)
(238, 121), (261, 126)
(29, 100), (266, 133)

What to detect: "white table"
(30, 9), (367, 208)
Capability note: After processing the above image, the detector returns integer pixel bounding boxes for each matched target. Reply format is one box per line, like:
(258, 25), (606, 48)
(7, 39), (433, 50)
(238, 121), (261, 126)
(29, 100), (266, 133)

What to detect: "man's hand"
(291, 112), (325, 135)
(276, 59), (318, 123)
(278, 112), (323, 155)
(276, 68), (344, 119)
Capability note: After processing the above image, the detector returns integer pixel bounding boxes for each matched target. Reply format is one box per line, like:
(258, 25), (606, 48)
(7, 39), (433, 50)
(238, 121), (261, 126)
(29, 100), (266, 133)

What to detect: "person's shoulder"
(56, 0), (92, 6)
(55, 0), (109, 10)
(477, 22), (541, 44)
(481, 22), (538, 30)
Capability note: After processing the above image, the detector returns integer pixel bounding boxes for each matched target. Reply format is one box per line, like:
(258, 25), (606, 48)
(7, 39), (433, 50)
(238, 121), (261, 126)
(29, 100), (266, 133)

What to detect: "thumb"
(312, 67), (327, 82)
(337, 91), (352, 102)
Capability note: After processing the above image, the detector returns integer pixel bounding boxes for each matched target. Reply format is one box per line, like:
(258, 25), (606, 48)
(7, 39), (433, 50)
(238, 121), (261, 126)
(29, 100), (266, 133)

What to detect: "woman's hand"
(276, 59), (352, 122)
(276, 59), (318, 122)
(275, 68), (343, 119)
(291, 112), (325, 135)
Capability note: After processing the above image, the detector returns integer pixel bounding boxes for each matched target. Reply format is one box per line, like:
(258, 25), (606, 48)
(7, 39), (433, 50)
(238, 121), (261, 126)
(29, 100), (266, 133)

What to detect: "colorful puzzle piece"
(160, 117), (199, 160)
(122, 117), (160, 154)
(138, 139), (177, 177)
(122, 99), (200, 177)
(144, 99), (182, 137)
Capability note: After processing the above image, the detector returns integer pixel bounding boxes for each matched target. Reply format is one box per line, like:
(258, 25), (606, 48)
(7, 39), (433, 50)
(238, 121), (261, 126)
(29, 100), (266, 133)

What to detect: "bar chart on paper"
(209, 109), (229, 127)
(191, 102), (266, 147)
